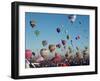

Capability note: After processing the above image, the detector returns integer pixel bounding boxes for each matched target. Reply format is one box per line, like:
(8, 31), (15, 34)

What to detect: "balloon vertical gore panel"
(11, 1), (98, 79)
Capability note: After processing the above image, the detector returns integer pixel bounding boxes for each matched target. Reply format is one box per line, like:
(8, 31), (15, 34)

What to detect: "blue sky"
(25, 12), (89, 55)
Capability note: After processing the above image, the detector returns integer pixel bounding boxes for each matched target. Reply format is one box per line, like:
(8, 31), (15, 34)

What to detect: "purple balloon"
(61, 40), (66, 46)
(56, 44), (61, 48)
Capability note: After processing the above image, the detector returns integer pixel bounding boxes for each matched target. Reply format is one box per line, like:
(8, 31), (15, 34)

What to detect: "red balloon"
(25, 49), (32, 60)
(77, 35), (80, 39)
(51, 53), (62, 63)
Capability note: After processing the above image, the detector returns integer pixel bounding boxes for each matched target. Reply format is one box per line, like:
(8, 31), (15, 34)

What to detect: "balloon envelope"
(68, 15), (76, 23)
(75, 37), (78, 40)
(56, 28), (60, 33)
(75, 35), (80, 40)
(25, 49), (32, 60)
(68, 46), (72, 53)
(42, 40), (47, 46)
(49, 44), (56, 52)
(61, 40), (66, 46)
(40, 48), (49, 58)
(34, 30), (40, 37)
(66, 35), (70, 40)
(56, 44), (61, 48)
(30, 20), (36, 28)
(52, 53), (62, 63)
(77, 35), (80, 39)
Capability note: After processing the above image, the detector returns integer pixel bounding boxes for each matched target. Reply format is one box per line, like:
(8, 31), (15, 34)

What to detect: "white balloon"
(69, 15), (77, 23)
(40, 49), (49, 57)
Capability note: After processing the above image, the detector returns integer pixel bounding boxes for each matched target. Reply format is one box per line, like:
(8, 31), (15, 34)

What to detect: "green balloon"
(66, 35), (70, 40)
(34, 30), (40, 37)
(68, 46), (72, 53)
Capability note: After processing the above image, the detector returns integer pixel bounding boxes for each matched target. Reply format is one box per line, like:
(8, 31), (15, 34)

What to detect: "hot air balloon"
(70, 40), (73, 47)
(77, 35), (80, 39)
(75, 35), (80, 40)
(34, 30), (40, 37)
(75, 37), (78, 40)
(61, 40), (66, 46)
(40, 48), (49, 58)
(84, 46), (88, 50)
(49, 44), (56, 52)
(56, 27), (61, 33)
(68, 46), (72, 53)
(30, 20), (36, 28)
(51, 52), (62, 63)
(66, 35), (70, 40)
(25, 49), (32, 60)
(42, 40), (47, 47)
(68, 15), (76, 23)
(56, 43), (61, 48)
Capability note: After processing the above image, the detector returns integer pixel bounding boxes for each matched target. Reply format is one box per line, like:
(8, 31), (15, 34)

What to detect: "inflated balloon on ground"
(25, 49), (32, 60)
(49, 44), (56, 52)
(40, 48), (49, 58)
(51, 52), (62, 63)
